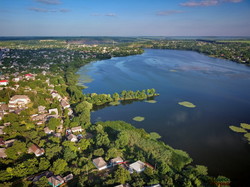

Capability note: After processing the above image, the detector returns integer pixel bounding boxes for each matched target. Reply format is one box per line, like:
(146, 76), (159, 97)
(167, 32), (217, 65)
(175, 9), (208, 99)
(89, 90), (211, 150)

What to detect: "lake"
(77, 49), (250, 186)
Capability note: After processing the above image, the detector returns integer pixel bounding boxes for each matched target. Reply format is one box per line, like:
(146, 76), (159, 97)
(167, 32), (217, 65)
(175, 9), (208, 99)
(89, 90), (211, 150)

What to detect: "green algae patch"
(144, 100), (157, 104)
(133, 116), (145, 122)
(229, 126), (247, 133)
(240, 123), (250, 130)
(244, 133), (250, 141)
(178, 101), (196, 108)
(109, 101), (120, 106)
(170, 69), (177, 72)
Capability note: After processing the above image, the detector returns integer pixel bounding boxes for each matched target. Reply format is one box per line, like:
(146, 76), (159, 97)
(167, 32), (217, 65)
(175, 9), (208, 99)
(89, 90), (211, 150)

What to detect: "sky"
(0, 0), (249, 36)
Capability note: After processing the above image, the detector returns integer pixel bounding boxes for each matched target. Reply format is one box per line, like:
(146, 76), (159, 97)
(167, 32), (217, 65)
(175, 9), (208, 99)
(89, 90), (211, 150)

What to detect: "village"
(0, 42), (166, 187)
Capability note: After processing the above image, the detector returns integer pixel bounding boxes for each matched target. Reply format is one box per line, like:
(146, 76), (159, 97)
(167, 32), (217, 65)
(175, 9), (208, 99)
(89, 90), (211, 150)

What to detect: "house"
(8, 95), (30, 108)
(63, 173), (73, 182)
(67, 134), (78, 142)
(49, 108), (58, 115)
(28, 144), (45, 157)
(110, 157), (124, 165)
(44, 127), (54, 134)
(92, 157), (108, 170)
(71, 126), (83, 133)
(0, 148), (7, 158)
(24, 73), (35, 80)
(129, 160), (145, 173)
(48, 175), (64, 187)
(4, 139), (16, 147)
(0, 80), (8, 86)
(0, 138), (5, 146)
(51, 92), (62, 101)
(0, 126), (5, 135)
(60, 99), (70, 109)
(38, 106), (46, 114)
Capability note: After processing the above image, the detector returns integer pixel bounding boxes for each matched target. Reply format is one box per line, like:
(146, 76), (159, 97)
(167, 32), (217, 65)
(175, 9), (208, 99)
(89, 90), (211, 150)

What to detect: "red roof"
(25, 74), (33, 77)
(0, 80), (8, 82)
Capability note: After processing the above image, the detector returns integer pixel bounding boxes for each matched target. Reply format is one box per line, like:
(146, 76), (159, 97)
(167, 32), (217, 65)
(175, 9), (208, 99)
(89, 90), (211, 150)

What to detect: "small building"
(48, 175), (64, 187)
(28, 144), (45, 157)
(4, 139), (16, 147)
(63, 173), (73, 182)
(8, 95), (31, 108)
(38, 106), (46, 114)
(110, 157), (124, 165)
(60, 99), (70, 109)
(0, 126), (5, 135)
(129, 160), (145, 173)
(0, 80), (8, 86)
(92, 157), (108, 170)
(0, 148), (7, 158)
(44, 127), (54, 134)
(49, 108), (58, 115)
(67, 134), (78, 142)
(71, 126), (83, 133)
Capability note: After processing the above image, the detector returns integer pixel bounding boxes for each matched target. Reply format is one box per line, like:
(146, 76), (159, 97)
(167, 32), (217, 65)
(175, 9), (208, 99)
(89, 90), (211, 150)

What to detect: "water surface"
(77, 49), (250, 186)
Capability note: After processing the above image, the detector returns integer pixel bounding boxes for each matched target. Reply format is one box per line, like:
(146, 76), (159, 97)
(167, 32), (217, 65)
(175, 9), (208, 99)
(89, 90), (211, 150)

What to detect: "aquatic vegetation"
(170, 69), (177, 72)
(178, 101), (196, 108)
(144, 100), (157, 104)
(240, 123), (250, 130)
(244, 133), (250, 141)
(133, 116), (145, 122)
(109, 101), (120, 106)
(229, 126), (247, 133)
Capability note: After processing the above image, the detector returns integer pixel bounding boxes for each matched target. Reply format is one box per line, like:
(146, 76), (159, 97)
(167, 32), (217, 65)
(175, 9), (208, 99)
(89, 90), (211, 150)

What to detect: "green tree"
(195, 165), (208, 176)
(78, 139), (90, 152)
(112, 92), (120, 101)
(51, 159), (68, 175)
(47, 118), (60, 131)
(93, 148), (104, 156)
(34, 176), (51, 187)
(5, 141), (26, 160)
(39, 158), (50, 171)
(114, 166), (131, 184)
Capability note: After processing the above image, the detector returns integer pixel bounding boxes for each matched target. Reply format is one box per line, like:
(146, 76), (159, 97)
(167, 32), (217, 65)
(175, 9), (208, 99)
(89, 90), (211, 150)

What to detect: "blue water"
(77, 49), (250, 186)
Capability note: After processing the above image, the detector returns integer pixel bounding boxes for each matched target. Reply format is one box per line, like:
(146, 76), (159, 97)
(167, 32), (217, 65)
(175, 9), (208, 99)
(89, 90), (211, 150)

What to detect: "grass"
(133, 116), (145, 122)
(229, 126), (247, 133)
(109, 101), (120, 106)
(144, 100), (157, 104)
(178, 101), (196, 108)
(240, 123), (250, 130)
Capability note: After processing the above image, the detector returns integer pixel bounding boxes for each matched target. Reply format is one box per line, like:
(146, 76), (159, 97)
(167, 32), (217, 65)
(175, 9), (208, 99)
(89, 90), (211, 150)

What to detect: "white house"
(71, 126), (83, 133)
(8, 95), (31, 108)
(129, 160), (145, 173)
(67, 134), (78, 142)
(92, 157), (108, 170)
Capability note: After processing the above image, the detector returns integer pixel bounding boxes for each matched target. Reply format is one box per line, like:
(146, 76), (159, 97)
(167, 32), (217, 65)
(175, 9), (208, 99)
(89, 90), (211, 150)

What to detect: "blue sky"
(0, 0), (249, 36)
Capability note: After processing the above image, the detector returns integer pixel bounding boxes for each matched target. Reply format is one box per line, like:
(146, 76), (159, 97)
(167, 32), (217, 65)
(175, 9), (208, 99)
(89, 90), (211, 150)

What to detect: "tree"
(63, 147), (77, 161)
(78, 139), (90, 152)
(0, 170), (12, 182)
(106, 148), (122, 160)
(45, 143), (62, 159)
(112, 92), (120, 101)
(93, 148), (104, 156)
(34, 176), (51, 187)
(75, 101), (92, 114)
(114, 166), (131, 184)
(96, 132), (110, 147)
(115, 131), (129, 148)
(149, 132), (161, 140)
(195, 165), (208, 176)
(47, 118), (60, 131)
(39, 158), (50, 171)
(5, 141), (26, 160)
(51, 159), (68, 175)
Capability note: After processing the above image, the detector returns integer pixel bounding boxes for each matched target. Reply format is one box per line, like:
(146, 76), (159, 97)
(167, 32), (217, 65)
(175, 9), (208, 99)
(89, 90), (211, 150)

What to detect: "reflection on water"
(78, 49), (250, 186)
